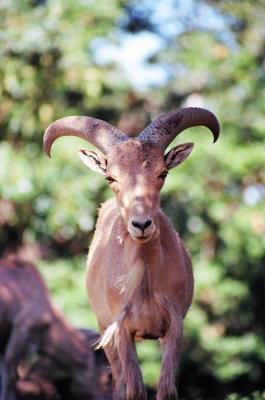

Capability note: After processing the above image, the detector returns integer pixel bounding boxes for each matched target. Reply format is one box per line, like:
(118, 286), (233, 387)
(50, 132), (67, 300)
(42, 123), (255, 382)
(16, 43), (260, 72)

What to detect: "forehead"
(107, 140), (165, 174)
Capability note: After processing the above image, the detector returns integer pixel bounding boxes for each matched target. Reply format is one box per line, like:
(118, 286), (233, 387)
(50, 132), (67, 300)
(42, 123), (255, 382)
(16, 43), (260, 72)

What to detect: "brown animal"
(0, 258), (101, 400)
(44, 107), (220, 400)
(16, 328), (112, 400)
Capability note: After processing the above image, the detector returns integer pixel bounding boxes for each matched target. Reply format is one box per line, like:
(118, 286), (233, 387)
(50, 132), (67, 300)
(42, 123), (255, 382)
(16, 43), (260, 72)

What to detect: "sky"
(91, 0), (235, 90)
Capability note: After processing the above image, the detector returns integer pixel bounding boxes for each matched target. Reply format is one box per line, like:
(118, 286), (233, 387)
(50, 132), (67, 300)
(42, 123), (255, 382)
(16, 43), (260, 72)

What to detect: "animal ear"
(78, 149), (107, 175)
(164, 143), (194, 170)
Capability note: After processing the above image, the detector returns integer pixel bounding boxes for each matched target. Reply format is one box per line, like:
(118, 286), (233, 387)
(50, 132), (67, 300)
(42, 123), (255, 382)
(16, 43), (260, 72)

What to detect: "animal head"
(44, 108), (220, 243)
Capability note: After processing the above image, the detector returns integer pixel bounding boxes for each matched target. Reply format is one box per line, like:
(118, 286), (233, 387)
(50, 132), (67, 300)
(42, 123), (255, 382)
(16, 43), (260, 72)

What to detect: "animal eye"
(106, 176), (116, 184)
(158, 171), (168, 180)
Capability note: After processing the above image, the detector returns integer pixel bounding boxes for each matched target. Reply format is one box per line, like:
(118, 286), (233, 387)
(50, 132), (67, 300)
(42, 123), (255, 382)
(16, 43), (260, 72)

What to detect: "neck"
(116, 218), (161, 303)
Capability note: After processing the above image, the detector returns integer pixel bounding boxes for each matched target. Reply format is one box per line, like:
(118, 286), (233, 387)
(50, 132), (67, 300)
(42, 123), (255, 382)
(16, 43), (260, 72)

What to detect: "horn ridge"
(138, 107), (220, 149)
(43, 116), (127, 157)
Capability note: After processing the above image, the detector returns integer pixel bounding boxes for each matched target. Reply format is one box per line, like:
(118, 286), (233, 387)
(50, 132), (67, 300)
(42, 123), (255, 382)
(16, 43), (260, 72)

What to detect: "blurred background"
(0, 0), (265, 399)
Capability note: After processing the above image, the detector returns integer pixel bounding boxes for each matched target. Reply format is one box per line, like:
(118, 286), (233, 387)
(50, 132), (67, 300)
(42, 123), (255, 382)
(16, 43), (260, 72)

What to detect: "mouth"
(131, 235), (152, 244)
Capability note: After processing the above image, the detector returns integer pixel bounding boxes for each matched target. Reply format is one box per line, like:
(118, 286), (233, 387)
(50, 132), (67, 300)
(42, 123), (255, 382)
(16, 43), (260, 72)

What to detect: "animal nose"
(132, 219), (152, 232)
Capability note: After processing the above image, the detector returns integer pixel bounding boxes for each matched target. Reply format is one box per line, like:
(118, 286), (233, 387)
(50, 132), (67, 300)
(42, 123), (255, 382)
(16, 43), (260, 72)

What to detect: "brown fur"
(16, 328), (112, 400)
(0, 258), (103, 400)
(85, 141), (194, 400)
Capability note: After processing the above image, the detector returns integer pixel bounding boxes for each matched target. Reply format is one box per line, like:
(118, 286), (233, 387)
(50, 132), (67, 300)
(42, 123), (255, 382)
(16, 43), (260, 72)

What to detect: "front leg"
(98, 321), (122, 400)
(103, 343), (125, 400)
(117, 327), (146, 400)
(157, 304), (183, 400)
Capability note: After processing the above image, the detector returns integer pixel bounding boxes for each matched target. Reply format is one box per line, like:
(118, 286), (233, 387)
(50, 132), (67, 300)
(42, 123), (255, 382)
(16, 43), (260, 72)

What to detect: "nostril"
(132, 221), (141, 229)
(143, 219), (152, 230)
(132, 219), (152, 232)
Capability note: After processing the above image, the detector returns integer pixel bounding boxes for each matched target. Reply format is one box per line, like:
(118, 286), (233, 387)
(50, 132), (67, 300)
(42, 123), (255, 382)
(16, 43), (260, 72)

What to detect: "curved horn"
(43, 116), (128, 157)
(138, 107), (220, 150)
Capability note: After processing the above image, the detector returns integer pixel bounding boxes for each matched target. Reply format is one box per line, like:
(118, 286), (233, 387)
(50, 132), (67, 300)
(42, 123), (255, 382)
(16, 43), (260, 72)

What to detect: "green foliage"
(0, 138), (109, 252)
(38, 256), (98, 329)
(1, 0), (265, 399)
(226, 392), (265, 400)
(0, 0), (126, 146)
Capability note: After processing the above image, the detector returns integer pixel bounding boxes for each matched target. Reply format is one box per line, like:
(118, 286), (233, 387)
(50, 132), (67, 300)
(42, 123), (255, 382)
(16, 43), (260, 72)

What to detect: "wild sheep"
(0, 258), (102, 400)
(44, 107), (220, 400)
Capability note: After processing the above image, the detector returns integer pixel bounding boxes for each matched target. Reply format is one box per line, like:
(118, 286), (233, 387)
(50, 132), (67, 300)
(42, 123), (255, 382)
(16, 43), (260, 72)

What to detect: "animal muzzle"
(128, 217), (156, 243)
